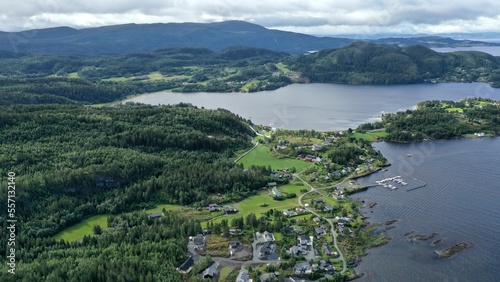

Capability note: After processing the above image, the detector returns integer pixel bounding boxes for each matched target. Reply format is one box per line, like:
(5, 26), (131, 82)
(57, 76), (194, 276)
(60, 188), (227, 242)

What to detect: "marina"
(373, 174), (427, 191)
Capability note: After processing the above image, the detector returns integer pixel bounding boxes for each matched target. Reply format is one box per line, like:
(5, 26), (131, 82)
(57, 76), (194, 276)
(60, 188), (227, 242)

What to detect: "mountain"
(1, 21), (498, 55)
(0, 21), (353, 55)
(287, 42), (499, 84)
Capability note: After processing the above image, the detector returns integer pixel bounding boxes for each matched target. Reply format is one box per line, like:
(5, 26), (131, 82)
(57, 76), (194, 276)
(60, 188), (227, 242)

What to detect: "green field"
(147, 71), (166, 80)
(241, 80), (260, 92)
(54, 204), (184, 242)
(67, 72), (80, 78)
(275, 62), (292, 74)
(445, 107), (464, 113)
(352, 131), (389, 141)
(204, 182), (305, 227)
(53, 214), (110, 242)
(144, 204), (183, 213)
(92, 102), (113, 108)
(101, 72), (190, 82)
(219, 267), (234, 282)
(237, 145), (311, 171)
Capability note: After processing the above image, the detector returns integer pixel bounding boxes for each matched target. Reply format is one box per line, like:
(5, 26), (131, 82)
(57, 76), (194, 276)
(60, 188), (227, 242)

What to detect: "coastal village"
(44, 98), (498, 281)
(150, 127), (392, 281)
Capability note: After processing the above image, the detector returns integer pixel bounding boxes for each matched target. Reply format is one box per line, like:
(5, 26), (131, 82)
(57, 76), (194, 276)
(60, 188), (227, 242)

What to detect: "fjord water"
(352, 138), (500, 282)
(126, 83), (500, 130)
(432, 46), (500, 56)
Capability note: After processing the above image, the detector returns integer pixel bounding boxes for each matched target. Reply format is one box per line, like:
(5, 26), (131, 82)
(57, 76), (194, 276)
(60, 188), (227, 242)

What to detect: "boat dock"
(373, 175), (426, 191)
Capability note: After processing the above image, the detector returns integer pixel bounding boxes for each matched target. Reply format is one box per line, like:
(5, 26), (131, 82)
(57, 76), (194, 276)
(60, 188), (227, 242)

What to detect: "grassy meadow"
(204, 182), (306, 227)
(237, 145), (311, 171)
(53, 204), (185, 242)
(53, 214), (110, 242)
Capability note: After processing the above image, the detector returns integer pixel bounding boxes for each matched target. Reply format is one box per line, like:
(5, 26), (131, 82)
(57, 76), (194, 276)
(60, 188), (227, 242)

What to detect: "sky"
(1, 0), (500, 37)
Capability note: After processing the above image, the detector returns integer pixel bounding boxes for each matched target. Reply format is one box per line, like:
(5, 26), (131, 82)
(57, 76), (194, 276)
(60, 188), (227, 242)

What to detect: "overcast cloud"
(1, 0), (499, 36)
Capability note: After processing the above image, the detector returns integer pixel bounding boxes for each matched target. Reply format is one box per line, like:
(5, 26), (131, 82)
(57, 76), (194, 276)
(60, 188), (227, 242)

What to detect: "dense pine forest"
(0, 47), (290, 105)
(0, 103), (279, 281)
(359, 98), (500, 142)
(287, 42), (500, 85)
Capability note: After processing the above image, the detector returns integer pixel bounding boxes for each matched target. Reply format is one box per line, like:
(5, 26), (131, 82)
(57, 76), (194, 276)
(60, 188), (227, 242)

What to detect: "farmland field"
(237, 145), (311, 171)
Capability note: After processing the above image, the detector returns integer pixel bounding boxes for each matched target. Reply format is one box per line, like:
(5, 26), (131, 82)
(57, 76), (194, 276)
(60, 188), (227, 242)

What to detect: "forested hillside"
(2, 43), (500, 106)
(287, 42), (500, 84)
(362, 98), (500, 142)
(0, 47), (291, 104)
(0, 103), (276, 281)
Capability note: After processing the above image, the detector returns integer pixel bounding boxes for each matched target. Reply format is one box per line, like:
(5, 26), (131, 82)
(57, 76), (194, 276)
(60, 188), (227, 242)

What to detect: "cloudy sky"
(1, 0), (500, 36)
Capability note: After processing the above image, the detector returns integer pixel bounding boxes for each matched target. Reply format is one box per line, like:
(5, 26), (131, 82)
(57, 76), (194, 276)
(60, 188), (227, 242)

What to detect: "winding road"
(201, 131), (348, 276)
(295, 174), (348, 274)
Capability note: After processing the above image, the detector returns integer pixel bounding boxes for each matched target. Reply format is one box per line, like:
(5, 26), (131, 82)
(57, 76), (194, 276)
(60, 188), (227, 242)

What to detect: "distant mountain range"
(1, 21), (498, 55)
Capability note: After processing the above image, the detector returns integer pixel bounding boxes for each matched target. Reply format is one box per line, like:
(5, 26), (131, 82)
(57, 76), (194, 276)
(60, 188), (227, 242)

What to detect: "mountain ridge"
(1, 20), (497, 55)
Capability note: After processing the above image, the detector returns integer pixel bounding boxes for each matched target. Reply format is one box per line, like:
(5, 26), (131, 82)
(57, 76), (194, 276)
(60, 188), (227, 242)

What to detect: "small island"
(407, 232), (440, 242)
(431, 239), (444, 246)
(436, 242), (471, 259)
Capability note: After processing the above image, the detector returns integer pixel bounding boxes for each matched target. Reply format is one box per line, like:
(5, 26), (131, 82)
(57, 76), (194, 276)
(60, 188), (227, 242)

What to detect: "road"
(248, 125), (271, 139)
(295, 174), (348, 274)
(233, 125), (270, 163)
(233, 142), (258, 163)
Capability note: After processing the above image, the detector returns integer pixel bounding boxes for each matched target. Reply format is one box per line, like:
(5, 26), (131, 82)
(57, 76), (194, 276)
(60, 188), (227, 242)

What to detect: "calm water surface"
(432, 46), (500, 56)
(125, 83), (500, 130)
(352, 138), (500, 282)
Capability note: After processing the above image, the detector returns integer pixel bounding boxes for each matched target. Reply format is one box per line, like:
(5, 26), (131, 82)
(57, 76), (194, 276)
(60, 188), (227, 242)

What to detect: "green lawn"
(275, 62), (292, 74)
(204, 182), (305, 227)
(445, 107), (464, 113)
(67, 72), (79, 78)
(53, 204), (184, 242)
(241, 80), (260, 92)
(53, 214), (110, 242)
(145, 204), (183, 213)
(147, 71), (166, 80)
(273, 135), (323, 145)
(352, 131), (389, 141)
(219, 266), (239, 282)
(92, 102), (113, 108)
(237, 145), (311, 171)
(280, 182), (307, 195)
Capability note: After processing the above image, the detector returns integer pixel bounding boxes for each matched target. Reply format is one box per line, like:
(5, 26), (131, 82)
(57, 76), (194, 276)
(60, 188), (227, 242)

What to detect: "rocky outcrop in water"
(436, 242), (470, 259)
(407, 232), (440, 242)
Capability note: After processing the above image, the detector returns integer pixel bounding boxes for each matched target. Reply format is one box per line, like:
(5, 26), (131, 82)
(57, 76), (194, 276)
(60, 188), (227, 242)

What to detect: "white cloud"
(0, 0), (499, 36)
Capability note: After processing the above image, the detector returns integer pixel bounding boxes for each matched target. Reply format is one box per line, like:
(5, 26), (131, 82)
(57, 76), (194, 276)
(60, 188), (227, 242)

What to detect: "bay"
(125, 82), (500, 130)
(351, 138), (500, 282)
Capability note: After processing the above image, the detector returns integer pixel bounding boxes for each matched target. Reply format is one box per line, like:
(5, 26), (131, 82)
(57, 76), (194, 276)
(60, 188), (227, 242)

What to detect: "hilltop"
(1, 21), (498, 55)
(287, 42), (500, 84)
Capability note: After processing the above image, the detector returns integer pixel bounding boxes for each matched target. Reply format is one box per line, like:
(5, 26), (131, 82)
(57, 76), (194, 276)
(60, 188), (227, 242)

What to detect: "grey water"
(432, 46), (500, 56)
(125, 82), (500, 131)
(351, 138), (500, 282)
